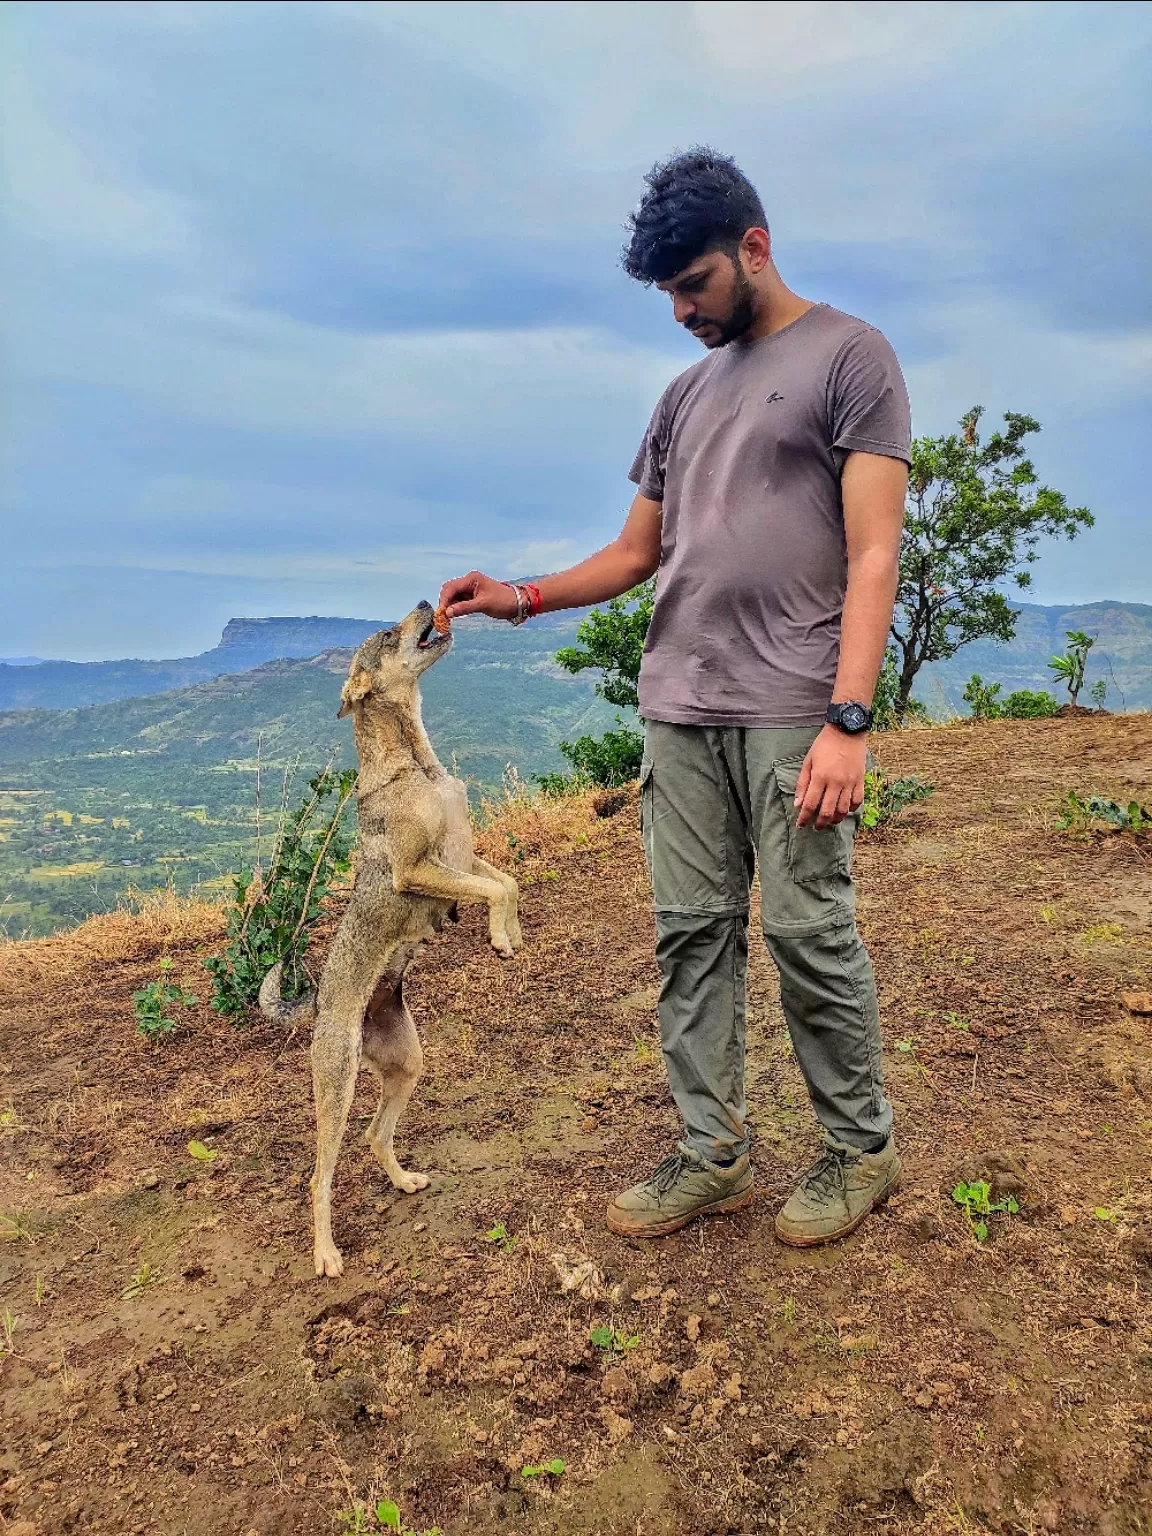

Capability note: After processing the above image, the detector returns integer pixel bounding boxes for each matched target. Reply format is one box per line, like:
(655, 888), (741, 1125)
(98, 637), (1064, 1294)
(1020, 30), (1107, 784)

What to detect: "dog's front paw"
(393, 1170), (431, 1194)
(314, 1242), (345, 1278)
(506, 919), (523, 951)
(491, 936), (516, 959)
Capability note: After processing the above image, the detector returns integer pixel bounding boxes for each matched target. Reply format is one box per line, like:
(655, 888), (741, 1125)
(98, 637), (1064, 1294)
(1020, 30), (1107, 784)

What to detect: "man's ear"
(337, 668), (373, 719)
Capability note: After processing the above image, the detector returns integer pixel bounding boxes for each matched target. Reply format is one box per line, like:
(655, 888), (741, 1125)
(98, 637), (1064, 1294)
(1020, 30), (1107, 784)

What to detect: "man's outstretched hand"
(438, 571), (519, 622)
(794, 725), (869, 829)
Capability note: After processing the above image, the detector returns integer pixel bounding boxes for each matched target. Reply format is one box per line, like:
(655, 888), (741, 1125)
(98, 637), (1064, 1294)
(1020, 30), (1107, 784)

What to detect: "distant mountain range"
(916, 600), (1152, 713)
(0, 616), (616, 935)
(0, 608), (592, 712)
(0, 598), (1147, 937)
(0, 617), (392, 711)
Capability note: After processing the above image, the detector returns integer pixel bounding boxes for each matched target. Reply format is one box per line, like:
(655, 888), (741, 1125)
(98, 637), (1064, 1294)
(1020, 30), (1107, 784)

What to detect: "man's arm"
(438, 494), (662, 621)
(794, 451), (907, 829)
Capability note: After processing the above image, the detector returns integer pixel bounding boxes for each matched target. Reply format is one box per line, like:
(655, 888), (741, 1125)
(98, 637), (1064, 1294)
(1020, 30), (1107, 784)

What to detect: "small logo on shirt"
(765, 391), (784, 404)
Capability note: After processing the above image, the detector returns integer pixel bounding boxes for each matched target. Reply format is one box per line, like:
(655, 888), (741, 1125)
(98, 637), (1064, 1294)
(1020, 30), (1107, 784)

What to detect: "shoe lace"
(649, 1149), (692, 1194)
(801, 1146), (850, 1201)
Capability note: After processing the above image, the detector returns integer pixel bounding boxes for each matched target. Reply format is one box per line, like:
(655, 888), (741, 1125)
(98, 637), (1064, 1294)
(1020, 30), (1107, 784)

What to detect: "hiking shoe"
(606, 1142), (753, 1238)
(774, 1136), (901, 1248)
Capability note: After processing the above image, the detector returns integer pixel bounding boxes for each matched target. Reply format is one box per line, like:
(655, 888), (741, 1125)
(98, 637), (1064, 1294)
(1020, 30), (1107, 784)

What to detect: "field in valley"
(1, 714), (1151, 1535)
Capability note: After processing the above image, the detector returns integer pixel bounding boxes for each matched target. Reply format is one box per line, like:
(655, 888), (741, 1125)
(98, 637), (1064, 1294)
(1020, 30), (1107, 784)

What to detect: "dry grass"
(472, 765), (630, 875)
(0, 885), (223, 999)
(2, 714), (1152, 1536)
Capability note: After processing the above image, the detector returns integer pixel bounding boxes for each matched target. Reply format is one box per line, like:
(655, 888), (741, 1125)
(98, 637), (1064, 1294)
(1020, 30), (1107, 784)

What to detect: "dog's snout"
(416, 600), (433, 612)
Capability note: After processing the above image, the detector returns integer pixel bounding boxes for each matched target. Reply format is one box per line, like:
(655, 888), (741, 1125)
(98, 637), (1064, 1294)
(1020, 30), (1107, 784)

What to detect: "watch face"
(840, 704), (868, 732)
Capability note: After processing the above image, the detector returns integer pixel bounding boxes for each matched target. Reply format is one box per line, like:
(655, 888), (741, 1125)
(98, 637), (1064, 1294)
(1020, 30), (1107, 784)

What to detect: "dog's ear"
(337, 668), (373, 718)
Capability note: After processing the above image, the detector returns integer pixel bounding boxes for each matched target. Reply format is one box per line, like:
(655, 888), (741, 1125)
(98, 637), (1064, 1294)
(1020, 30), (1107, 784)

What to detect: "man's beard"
(685, 266), (757, 348)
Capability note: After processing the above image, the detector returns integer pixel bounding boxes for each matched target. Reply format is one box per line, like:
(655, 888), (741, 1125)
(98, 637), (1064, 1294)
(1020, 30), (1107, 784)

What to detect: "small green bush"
(204, 767), (356, 1021)
(1001, 688), (1059, 719)
(1058, 792), (1150, 834)
(962, 673), (1003, 720)
(558, 722), (644, 788)
(860, 770), (935, 829)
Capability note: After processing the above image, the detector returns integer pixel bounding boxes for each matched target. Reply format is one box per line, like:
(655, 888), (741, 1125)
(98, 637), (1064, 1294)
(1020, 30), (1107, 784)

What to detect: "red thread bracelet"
(524, 581), (543, 617)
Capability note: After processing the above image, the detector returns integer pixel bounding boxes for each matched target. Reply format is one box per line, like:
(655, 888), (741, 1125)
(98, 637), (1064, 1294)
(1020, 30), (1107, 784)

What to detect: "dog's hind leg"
(309, 1008), (362, 1279)
(362, 976), (429, 1195)
(471, 855), (521, 951)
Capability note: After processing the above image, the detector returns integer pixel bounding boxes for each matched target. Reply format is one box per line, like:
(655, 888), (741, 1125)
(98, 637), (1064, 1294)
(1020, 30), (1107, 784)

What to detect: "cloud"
(1, 0), (1150, 656)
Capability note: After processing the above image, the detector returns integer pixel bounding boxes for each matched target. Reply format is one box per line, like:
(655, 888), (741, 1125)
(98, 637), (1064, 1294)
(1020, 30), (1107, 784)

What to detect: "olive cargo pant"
(639, 722), (893, 1161)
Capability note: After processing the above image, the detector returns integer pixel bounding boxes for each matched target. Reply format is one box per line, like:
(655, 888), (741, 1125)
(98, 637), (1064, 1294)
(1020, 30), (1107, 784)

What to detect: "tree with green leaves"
(550, 579), (655, 785)
(554, 578), (656, 710)
(891, 408), (1092, 720)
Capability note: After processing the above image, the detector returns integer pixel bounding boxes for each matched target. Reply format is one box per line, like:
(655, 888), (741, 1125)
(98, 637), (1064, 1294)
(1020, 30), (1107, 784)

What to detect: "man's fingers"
(815, 782), (843, 830)
(795, 771), (825, 827)
(438, 573), (480, 611)
(793, 754), (814, 814)
(444, 597), (485, 618)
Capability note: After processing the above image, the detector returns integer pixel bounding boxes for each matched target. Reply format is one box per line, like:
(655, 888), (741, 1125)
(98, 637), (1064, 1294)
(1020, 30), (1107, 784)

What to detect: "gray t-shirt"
(628, 302), (911, 728)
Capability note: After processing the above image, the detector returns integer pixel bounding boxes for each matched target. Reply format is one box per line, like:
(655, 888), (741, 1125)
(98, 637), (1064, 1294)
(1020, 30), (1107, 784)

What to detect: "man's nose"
(672, 293), (696, 327)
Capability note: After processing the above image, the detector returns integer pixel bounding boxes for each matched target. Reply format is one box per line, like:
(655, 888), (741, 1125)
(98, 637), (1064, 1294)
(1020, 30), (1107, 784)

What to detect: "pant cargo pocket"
(770, 757), (854, 884)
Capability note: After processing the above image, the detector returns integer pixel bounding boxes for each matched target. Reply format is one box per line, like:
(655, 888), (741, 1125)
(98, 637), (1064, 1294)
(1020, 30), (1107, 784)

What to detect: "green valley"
(0, 618), (617, 936)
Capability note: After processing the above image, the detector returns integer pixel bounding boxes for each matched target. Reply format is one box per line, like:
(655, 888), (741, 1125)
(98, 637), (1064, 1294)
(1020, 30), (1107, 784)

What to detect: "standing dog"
(260, 601), (521, 1277)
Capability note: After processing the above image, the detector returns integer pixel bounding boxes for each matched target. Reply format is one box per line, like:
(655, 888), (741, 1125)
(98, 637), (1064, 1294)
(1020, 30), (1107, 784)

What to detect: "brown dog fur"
(260, 601), (520, 1277)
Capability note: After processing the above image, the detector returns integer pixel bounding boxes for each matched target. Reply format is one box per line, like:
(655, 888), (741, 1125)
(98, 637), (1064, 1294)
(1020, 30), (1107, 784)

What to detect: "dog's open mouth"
(416, 615), (450, 650)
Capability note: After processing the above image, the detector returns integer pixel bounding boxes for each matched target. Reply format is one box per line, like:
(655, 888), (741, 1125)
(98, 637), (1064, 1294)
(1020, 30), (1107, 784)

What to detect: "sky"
(2, 0), (1150, 661)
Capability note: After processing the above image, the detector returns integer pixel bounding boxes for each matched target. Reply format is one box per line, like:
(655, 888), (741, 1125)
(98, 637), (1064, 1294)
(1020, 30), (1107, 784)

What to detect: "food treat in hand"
(433, 606), (452, 635)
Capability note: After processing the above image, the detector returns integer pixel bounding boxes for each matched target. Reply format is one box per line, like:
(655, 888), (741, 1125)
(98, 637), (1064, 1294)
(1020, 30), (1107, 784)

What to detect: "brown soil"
(2, 714), (1152, 1536)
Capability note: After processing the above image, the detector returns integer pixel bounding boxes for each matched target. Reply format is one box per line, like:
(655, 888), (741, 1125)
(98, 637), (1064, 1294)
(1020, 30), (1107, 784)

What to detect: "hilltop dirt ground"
(2, 714), (1151, 1536)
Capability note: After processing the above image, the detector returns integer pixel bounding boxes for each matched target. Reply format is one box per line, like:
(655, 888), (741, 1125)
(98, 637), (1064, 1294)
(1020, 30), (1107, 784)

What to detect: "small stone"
(599, 1405), (633, 1444)
(420, 1343), (446, 1375)
(601, 1366), (636, 1408)
(581, 1117), (598, 1134)
(707, 1291), (721, 1307)
(679, 1361), (717, 1399)
(141, 1171), (160, 1190)
(684, 1313), (702, 1343)
(413, 1222), (427, 1234)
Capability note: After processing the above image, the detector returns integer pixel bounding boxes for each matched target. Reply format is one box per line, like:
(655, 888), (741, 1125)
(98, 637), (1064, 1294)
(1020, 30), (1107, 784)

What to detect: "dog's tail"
(258, 961), (318, 1027)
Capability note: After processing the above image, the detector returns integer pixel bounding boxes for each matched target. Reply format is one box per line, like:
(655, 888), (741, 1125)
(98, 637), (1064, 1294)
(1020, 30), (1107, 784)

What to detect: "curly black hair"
(622, 147), (767, 285)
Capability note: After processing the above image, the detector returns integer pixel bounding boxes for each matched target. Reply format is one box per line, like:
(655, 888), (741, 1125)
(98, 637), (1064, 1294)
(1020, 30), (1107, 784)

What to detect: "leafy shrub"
(548, 582), (653, 786)
(1058, 791), (1150, 834)
(558, 723), (644, 788)
(133, 957), (197, 1042)
(554, 580), (655, 710)
(860, 769), (935, 829)
(533, 768), (591, 798)
(1001, 688), (1059, 718)
(962, 673), (1003, 720)
(204, 767), (356, 1021)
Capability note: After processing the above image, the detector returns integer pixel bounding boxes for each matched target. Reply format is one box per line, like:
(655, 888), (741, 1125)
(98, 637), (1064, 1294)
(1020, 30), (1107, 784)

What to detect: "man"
(439, 148), (910, 1247)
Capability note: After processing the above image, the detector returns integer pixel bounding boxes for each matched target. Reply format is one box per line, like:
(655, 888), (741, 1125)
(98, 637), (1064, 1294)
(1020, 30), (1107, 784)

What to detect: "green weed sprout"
(133, 957), (197, 1042)
(589, 1325), (639, 1354)
(522, 1459), (566, 1478)
(951, 1179), (1019, 1241)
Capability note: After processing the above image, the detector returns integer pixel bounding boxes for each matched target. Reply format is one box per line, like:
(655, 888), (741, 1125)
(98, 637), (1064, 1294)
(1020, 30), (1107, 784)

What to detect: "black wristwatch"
(826, 701), (873, 734)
